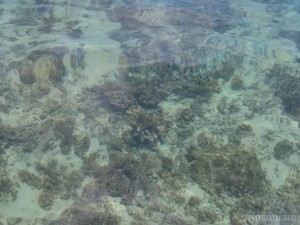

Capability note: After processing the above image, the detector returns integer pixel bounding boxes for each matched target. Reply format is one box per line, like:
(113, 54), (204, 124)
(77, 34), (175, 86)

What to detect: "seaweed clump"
(18, 170), (42, 189)
(47, 191), (122, 225)
(78, 151), (192, 223)
(123, 109), (169, 150)
(273, 139), (296, 161)
(230, 75), (244, 90)
(73, 133), (91, 158)
(78, 61), (222, 154)
(230, 175), (300, 225)
(80, 62), (220, 121)
(0, 157), (19, 202)
(34, 159), (84, 209)
(188, 150), (267, 197)
(267, 64), (300, 122)
(101, 107), (170, 152)
(0, 124), (18, 154)
(186, 133), (268, 197)
(0, 173), (18, 202)
(85, 81), (134, 113)
(126, 68), (220, 103)
(90, 152), (161, 202)
(52, 116), (76, 150)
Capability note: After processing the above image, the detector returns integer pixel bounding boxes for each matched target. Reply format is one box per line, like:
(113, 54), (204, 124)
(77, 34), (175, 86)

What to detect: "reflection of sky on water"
(0, 0), (299, 69)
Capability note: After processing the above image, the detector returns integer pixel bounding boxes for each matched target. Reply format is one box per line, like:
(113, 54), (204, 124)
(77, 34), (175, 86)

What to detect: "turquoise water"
(0, 0), (299, 224)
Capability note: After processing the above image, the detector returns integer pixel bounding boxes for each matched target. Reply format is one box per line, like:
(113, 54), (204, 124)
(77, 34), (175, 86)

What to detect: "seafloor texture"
(0, 0), (300, 224)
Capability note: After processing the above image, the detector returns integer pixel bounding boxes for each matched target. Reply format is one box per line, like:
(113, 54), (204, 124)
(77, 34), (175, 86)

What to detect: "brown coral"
(34, 54), (66, 82)
(18, 59), (36, 84)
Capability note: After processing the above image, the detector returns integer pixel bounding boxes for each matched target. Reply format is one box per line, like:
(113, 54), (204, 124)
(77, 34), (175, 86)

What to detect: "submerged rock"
(18, 59), (36, 85)
(16, 50), (66, 85)
(34, 54), (66, 82)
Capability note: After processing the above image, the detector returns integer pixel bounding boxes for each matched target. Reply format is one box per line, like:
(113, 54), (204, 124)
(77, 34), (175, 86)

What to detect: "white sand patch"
(261, 158), (290, 188)
(0, 184), (72, 224)
(86, 138), (109, 166)
(83, 48), (120, 84)
(158, 99), (192, 119)
(185, 182), (206, 201)
(0, 111), (21, 127)
(159, 144), (179, 159)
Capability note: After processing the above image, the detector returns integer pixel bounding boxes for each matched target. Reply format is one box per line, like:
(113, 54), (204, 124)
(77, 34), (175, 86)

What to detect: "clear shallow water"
(0, 0), (300, 225)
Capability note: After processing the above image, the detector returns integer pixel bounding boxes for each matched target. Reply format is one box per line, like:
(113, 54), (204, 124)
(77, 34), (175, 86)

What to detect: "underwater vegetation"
(79, 61), (220, 153)
(90, 152), (159, 200)
(230, 75), (244, 90)
(185, 133), (300, 224)
(53, 116), (76, 147)
(186, 133), (268, 197)
(1, 44), (299, 224)
(1, 0), (300, 221)
(19, 159), (84, 209)
(0, 156), (19, 202)
(267, 64), (300, 124)
(273, 139), (297, 162)
(188, 149), (266, 196)
(0, 124), (17, 153)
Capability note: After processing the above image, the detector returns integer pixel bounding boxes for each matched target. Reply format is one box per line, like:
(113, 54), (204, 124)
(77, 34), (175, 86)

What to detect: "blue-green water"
(0, 0), (299, 224)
